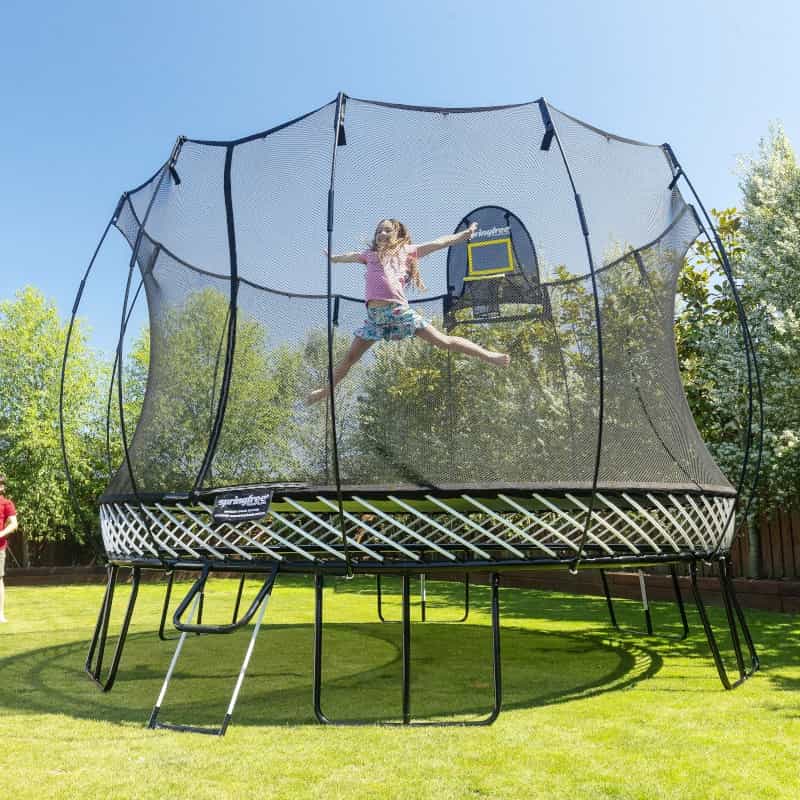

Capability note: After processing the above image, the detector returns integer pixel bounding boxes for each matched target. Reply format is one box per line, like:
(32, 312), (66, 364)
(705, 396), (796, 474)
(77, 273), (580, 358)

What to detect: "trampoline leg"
(402, 574), (411, 724)
(458, 573), (470, 623)
(689, 559), (759, 689)
(231, 574), (246, 624)
(638, 570), (653, 635)
(86, 565), (117, 681)
(670, 565), (690, 640)
(376, 574), (387, 622)
(85, 565), (141, 692)
(721, 559), (760, 675)
(163, 570), (246, 633)
(158, 570), (177, 641)
(377, 573), (469, 624)
(314, 571), (501, 726)
(196, 587), (205, 634)
(313, 572), (330, 724)
(485, 572), (503, 725)
(600, 569), (619, 629)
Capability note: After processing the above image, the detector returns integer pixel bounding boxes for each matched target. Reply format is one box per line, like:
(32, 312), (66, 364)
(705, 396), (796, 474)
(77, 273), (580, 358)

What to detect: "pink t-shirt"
(359, 244), (418, 304)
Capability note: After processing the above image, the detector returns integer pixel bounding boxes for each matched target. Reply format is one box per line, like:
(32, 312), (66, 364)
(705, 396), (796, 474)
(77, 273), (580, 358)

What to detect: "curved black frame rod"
(538, 99), (605, 574)
(65, 174), (174, 694)
(59, 202), (123, 539)
(663, 143), (764, 553)
(104, 276), (151, 477)
(325, 92), (353, 576)
(115, 145), (182, 531)
(87, 155), (181, 685)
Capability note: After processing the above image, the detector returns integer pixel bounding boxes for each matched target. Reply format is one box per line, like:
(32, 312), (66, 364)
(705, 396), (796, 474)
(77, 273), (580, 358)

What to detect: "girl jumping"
(307, 218), (510, 405)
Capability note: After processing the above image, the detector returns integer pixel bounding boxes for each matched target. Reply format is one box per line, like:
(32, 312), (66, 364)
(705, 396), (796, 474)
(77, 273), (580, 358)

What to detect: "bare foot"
(487, 351), (511, 367)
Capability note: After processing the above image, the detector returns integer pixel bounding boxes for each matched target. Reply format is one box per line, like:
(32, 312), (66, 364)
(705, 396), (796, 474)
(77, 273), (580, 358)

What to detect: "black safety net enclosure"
(65, 96), (760, 732)
(107, 98), (730, 499)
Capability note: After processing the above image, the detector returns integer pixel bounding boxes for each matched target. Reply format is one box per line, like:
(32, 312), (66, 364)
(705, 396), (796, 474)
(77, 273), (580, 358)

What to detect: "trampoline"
(62, 95), (761, 734)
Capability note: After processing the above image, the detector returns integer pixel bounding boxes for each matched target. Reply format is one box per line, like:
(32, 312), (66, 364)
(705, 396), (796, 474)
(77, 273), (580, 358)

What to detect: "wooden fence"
(730, 505), (800, 579)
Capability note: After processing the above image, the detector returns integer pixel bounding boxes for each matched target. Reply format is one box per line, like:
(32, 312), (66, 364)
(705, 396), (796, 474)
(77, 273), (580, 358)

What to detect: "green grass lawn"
(0, 574), (798, 799)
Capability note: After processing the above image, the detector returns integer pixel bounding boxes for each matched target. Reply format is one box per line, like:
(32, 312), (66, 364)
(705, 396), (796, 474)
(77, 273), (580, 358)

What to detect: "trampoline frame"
(83, 484), (758, 731)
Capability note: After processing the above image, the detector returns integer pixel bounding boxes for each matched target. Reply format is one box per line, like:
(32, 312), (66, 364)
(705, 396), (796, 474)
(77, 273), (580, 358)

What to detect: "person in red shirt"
(0, 474), (19, 623)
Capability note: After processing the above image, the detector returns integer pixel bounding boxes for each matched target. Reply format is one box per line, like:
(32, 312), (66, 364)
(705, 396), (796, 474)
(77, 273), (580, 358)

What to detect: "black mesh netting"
(103, 98), (732, 499)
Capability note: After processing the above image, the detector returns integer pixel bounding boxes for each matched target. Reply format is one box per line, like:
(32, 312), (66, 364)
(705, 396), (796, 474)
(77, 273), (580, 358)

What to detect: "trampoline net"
(104, 98), (731, 498)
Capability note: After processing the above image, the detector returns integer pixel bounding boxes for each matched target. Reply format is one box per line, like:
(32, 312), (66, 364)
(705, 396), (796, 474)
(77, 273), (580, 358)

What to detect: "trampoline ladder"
(314, 572), (500, 726)
(158, 569), (248, 641)
(85, 564), (142, 692)
(148, 563), (279, 736)
(690, 558), (759, 689)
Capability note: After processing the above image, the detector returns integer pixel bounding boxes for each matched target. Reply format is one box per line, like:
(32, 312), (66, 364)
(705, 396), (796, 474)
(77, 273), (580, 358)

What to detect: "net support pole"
(663, 143), (763, 554)
(104, 276), (145, 475)
(325, 92), (353, 576)
(538, 99), (605, 573)
(193, 142), (239, 493)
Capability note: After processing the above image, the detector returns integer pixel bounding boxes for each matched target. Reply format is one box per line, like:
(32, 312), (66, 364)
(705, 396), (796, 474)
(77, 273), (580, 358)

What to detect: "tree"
(736, 126), (800, 506)
(674, 126), (800, 574)
(676, 207), (748, 488)
(108, 287), (313, 494)
(0, 287), (107, 563)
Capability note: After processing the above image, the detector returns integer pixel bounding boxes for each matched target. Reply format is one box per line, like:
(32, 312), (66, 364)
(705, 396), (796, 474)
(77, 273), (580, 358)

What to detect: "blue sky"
(1, 0), (798, 353)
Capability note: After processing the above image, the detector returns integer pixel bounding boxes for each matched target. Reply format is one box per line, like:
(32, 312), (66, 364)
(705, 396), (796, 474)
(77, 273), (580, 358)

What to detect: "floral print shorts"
(355, 304), (428, 341)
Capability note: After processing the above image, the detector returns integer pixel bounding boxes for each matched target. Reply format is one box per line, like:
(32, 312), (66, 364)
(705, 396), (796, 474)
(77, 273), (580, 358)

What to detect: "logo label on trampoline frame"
(212, 489), (273, 523)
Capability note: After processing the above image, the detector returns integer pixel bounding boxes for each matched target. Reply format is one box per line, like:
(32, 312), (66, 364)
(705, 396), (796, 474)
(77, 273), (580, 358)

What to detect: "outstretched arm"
(416, 222), (478, 257)
(323, 250), (366, 263)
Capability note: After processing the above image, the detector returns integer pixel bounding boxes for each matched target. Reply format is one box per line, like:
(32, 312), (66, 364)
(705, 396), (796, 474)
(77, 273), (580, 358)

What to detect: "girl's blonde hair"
(371, 218), (426, 292)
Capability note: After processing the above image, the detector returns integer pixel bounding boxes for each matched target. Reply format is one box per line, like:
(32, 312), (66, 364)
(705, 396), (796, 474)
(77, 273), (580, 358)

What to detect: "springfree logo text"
(473, 225), (510, 239)
(213, 490), (273, 522)
(216, 494), (271, 509)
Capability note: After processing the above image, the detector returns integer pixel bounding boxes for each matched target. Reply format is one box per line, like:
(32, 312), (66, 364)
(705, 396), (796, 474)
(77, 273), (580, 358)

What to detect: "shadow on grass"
(3, 576), (796, 730)
(335, 577), (800, 710)
(0, 620), (661, 729)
